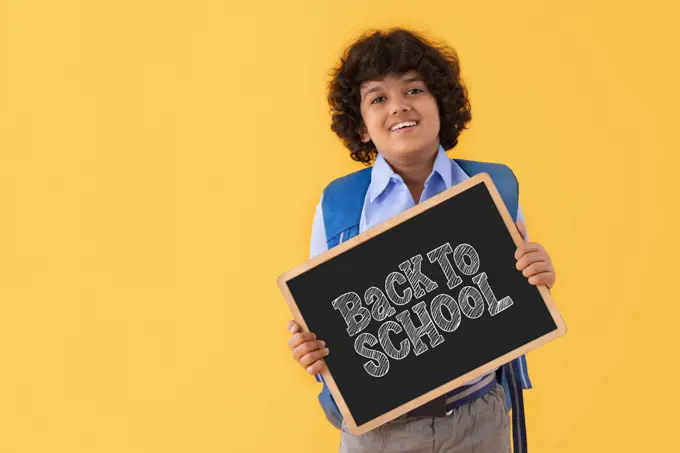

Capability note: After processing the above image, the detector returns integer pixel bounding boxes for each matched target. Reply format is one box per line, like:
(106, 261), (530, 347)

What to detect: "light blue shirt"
(309, 145), (528, 387)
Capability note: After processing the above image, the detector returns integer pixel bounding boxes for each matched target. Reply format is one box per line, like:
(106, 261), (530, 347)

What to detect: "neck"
(387, 145), (439, 184)
(383, 142), (440, 203)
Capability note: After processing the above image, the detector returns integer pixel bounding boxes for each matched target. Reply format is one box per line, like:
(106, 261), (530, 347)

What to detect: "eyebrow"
(401, 74), (424, 83)
(361, 85), (383, 98)
(361, 74), (425, 99)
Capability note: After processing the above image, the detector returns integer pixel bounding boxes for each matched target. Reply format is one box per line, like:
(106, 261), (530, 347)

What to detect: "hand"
(287, 320), (329, 375)
(514, 220), (556, 289)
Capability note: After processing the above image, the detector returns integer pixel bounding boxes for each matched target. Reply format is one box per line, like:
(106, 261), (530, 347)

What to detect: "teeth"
(390, 121), (417, 131)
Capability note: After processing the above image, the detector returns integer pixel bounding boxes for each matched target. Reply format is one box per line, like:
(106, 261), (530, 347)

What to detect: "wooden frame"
(277, 172), (567, 435)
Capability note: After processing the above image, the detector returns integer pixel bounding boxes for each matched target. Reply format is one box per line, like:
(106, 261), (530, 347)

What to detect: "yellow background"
(1, 0), (678, 451)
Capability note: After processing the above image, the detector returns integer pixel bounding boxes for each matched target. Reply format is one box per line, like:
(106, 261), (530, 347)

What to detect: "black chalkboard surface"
(278, 173), (566, 435)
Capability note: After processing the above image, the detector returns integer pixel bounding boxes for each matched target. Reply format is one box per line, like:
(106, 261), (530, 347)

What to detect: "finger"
(515, 242), (543, 260)
(287, 320), (301, 334)
(528, 271), (555, 287)
(287, 331), (316, 350)
(288, 332), (317, 351)
(515, 251), (548, 271)
(299, 348), (330, 367)
(292, 340), (326, 361)
(522, 261), (552, 278)
(306, 361), (326, 375)
(516, 219), (528, 242)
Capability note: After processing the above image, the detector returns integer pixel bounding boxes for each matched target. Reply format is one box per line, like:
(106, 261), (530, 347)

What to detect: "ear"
(359, 124), (371, 143)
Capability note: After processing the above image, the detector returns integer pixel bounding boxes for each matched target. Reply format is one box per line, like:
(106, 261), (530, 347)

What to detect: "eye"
(370, 96), (386, 105)
(407, 88), (424, 95)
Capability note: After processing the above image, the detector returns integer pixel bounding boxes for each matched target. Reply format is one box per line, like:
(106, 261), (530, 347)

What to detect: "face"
(359, 70), (440, 163)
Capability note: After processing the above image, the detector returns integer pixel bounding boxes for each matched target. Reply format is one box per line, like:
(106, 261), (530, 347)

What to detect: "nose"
(389, 95), (411, 115)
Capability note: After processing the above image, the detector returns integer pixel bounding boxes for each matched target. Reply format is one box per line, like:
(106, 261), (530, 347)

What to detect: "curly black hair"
(327, 28), (472, 165)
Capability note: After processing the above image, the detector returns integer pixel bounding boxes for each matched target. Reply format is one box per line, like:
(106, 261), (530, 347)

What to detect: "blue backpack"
(317, 158), (532, 453)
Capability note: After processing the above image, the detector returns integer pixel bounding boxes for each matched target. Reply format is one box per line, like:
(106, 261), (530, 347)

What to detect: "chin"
(391, 138), (435, 155)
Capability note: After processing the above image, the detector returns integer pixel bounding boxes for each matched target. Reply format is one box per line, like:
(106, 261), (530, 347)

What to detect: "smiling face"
(359, 70), (441, 164)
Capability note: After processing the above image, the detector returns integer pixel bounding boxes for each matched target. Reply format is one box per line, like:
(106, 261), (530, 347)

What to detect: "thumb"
(515, 219), (528, 242)
(287, 320), (301, 334)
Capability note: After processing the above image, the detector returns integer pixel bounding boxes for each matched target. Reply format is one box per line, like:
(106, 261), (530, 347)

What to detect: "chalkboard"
(278, 173), (566, 435)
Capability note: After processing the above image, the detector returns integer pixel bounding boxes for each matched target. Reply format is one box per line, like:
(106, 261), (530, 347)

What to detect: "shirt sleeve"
(515, 202), (533, 389)
(309, 193), (329, 259)
(517, 203), (530, 242)
(309, 194), (329, 383)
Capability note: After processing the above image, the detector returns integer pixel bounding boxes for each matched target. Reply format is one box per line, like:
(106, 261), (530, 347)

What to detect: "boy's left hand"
(514, 220), (556, 289)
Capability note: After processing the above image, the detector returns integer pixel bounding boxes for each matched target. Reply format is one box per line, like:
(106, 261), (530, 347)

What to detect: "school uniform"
(309, 145), (532, 453)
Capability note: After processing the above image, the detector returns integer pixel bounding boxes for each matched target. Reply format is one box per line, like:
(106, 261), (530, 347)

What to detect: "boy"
(287, 28), (555, 453)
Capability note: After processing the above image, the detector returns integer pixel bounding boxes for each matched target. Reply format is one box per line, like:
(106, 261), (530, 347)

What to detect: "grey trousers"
(339, 384), (510, 453)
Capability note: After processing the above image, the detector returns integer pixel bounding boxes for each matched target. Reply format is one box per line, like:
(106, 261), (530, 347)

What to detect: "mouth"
(389, 120), (419, 132)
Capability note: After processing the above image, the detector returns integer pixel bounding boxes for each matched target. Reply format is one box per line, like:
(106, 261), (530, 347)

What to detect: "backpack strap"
(454, 160), (528, 453)
(454, 159), (519, 223)
(321, 167), (372, 249)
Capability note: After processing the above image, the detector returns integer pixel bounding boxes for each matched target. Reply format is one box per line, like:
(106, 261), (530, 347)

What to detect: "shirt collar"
(368, 144), (453, 203)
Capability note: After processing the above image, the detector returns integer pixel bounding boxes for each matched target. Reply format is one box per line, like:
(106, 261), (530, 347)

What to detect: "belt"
(398, 363), (529, 453)
(406, 372), (497, 417)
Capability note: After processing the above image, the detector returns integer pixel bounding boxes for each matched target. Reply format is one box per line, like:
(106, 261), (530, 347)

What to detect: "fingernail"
(288, 325), (295, 333)
(321, 341), (326, 346)
(324, 348), (329, 354)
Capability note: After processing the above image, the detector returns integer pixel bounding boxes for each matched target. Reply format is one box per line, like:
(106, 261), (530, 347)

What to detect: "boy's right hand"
(287, 320), (329, 375)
